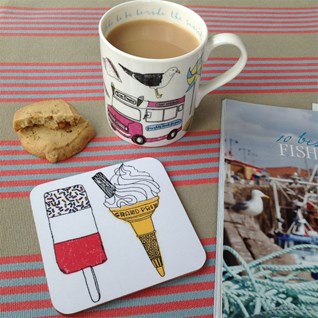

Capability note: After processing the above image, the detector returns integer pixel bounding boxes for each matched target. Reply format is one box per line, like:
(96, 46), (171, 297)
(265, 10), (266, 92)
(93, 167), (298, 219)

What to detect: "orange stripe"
(0, 177), (219, 199)
(2, 299), (213, 316)
(0, 130), (219, 146)
(0, 284), (48, 295)
(0, 137), (220, 155)
(0, 258), (215, 282)
(0, 167), (218, 187)
(173, 178), (219, 186)
(0, 254), (42, 265)
(0, 299), (52, 311)
(1, 158), (219, 177)
(201, 237), (217, 245)
(0, 147), (220, 165)
(0, 238), (215, 264)
(169, 167), (218, 177)
(47, 297), (214, 317)
(0, 268), (45, 280)
(126, 281), (215, 299)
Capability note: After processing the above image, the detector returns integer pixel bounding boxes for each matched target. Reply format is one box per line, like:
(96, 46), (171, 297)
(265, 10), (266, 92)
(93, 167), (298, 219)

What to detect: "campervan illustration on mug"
(108, 83), (185, 145)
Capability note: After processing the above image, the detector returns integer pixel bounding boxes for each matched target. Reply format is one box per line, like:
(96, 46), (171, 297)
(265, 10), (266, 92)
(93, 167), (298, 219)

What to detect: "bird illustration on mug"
(119, 64), (180, 98)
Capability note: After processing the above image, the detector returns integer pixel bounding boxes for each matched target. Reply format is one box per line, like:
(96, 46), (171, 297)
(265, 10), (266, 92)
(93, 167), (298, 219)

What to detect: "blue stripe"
(0, 143), (220, 158)
(1, 64), (316, 74)
(1, 294), (213, 318)
(0, 243), (215, 272)
(0, 85), (102, 92)
(1, 6), (316, 13)
(0, 18), (100, 22)
(0, 30), (98, 34)
(217, 85), (318, 90)
(0, 92), (104, 98)
(203, 65), (318, 71)
(1, 79), (317, 93)
(2, 18), (317, 26)
(1, 59), (317, 67)
(1, 163), (219, 182)
(1, 307), (215, 318)
(1, 85), (314, 99)
(1, 27), (317, 34)
(1, 174), (219, 192)
(0, 24), (97, 28)
(0, 173), (219, 193)
(2, 286), (213, 305)
(231, 78), (317, 83)
(204, 16), (318, 21)
(192, 6), (318, 13)
(0, 262), (43, 272)
(1, 157), (219, 175)
(1, 153), (219, 170)
(204, 72), (318, 77)
(2, 292), (50, 303)
(1, 78), (317, 88)
(0, 73), (316, 85)
(1, 260), (214, 288)
(1, 79), (316, 92)
(205, 21), (318, 26)
(0, 8), (106, 13)
(1, 273), (215, 310)
(0, 65), (101, 70)
(2, 6), (316, 12)
(1, 143), (219, 160)
(0, 13), (104, 18)
(0, 71), (101, 76)
(1, 22), (317, 30)
(93, 289), (214, 310)
(0, 276), (48, 287)
(0, 79), (101, 84)
(0, 134), (220, 150)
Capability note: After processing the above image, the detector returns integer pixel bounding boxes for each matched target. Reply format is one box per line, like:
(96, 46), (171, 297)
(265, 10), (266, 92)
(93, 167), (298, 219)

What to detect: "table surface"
(1, 0), (317, 317)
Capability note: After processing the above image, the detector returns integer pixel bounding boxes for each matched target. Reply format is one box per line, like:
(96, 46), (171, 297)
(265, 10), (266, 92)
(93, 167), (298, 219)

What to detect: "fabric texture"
(0, 0), (317, 317)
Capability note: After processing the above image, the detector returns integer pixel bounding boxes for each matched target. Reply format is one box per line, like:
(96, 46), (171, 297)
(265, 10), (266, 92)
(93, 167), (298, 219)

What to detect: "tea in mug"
(106, 19), (200, 59)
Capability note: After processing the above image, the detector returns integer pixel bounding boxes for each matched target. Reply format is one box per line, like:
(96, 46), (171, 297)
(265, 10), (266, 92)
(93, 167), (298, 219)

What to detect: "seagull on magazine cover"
(232, 189), (270, 217)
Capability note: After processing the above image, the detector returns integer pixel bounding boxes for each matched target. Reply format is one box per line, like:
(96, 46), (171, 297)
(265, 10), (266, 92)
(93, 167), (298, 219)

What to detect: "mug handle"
(196, 33), (248, 108)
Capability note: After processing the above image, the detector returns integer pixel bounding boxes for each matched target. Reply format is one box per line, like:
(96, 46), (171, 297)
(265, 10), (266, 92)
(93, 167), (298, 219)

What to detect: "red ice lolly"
(44, 184), (107, 302)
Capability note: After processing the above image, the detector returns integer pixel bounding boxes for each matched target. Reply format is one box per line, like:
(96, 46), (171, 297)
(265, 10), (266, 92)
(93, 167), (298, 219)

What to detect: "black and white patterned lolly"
(44, 184), (91, 218)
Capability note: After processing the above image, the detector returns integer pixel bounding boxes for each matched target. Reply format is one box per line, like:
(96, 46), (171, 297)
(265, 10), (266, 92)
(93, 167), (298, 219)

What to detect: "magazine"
(215, 99), (318, 318)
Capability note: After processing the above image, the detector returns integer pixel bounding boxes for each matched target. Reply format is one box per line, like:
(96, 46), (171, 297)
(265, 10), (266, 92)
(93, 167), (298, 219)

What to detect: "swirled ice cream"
(91, 162), (165, 276)
(103, 164), (160, 208)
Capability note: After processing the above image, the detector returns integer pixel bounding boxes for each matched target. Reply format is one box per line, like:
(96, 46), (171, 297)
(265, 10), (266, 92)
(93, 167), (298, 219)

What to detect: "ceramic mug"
(99, 0), (247, 147)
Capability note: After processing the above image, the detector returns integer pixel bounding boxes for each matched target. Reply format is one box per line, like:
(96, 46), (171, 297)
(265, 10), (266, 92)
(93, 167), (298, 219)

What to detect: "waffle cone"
(110, 196), (165, 276)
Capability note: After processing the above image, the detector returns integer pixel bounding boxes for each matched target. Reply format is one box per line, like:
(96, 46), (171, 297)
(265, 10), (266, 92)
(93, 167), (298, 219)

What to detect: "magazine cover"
(216, 100), (318, 318)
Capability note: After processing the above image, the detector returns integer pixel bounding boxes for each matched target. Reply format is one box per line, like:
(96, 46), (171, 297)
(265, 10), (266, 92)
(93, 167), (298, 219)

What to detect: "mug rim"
(98, 0), (208, 62)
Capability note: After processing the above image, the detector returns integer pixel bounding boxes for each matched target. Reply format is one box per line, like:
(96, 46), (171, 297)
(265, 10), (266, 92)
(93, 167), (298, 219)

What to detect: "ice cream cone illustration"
(109, 196), (164, 276)
(92, 164), (165, 277)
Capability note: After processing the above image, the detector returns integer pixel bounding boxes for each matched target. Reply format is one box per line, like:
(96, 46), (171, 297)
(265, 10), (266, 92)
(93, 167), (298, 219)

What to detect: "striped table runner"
(1, 131), (220, 199)
(0, 57), (316, 103)
(0, 6), (317, 36)
(0, 1), (317, 317)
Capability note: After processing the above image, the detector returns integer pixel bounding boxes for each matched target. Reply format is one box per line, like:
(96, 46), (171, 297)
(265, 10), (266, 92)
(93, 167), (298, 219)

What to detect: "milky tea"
(106, 19), (200, 59)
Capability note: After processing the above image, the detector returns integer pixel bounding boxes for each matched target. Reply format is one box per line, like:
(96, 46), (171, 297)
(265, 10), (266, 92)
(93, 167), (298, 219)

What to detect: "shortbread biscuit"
(13, 99), (81, 131)
(17, 117), (95, 163)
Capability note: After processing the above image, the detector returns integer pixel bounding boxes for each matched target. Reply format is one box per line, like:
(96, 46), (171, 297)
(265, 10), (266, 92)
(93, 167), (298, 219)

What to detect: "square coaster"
(30, 157), (206, 314)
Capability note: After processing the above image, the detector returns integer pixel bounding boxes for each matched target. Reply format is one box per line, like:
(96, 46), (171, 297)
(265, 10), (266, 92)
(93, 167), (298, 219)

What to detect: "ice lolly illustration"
(44, 184), (107, 302)
(92, 165), (165, 277)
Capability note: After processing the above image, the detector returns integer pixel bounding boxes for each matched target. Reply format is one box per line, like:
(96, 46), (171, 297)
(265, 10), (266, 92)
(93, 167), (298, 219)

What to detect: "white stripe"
(49, 208), (98, 243)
